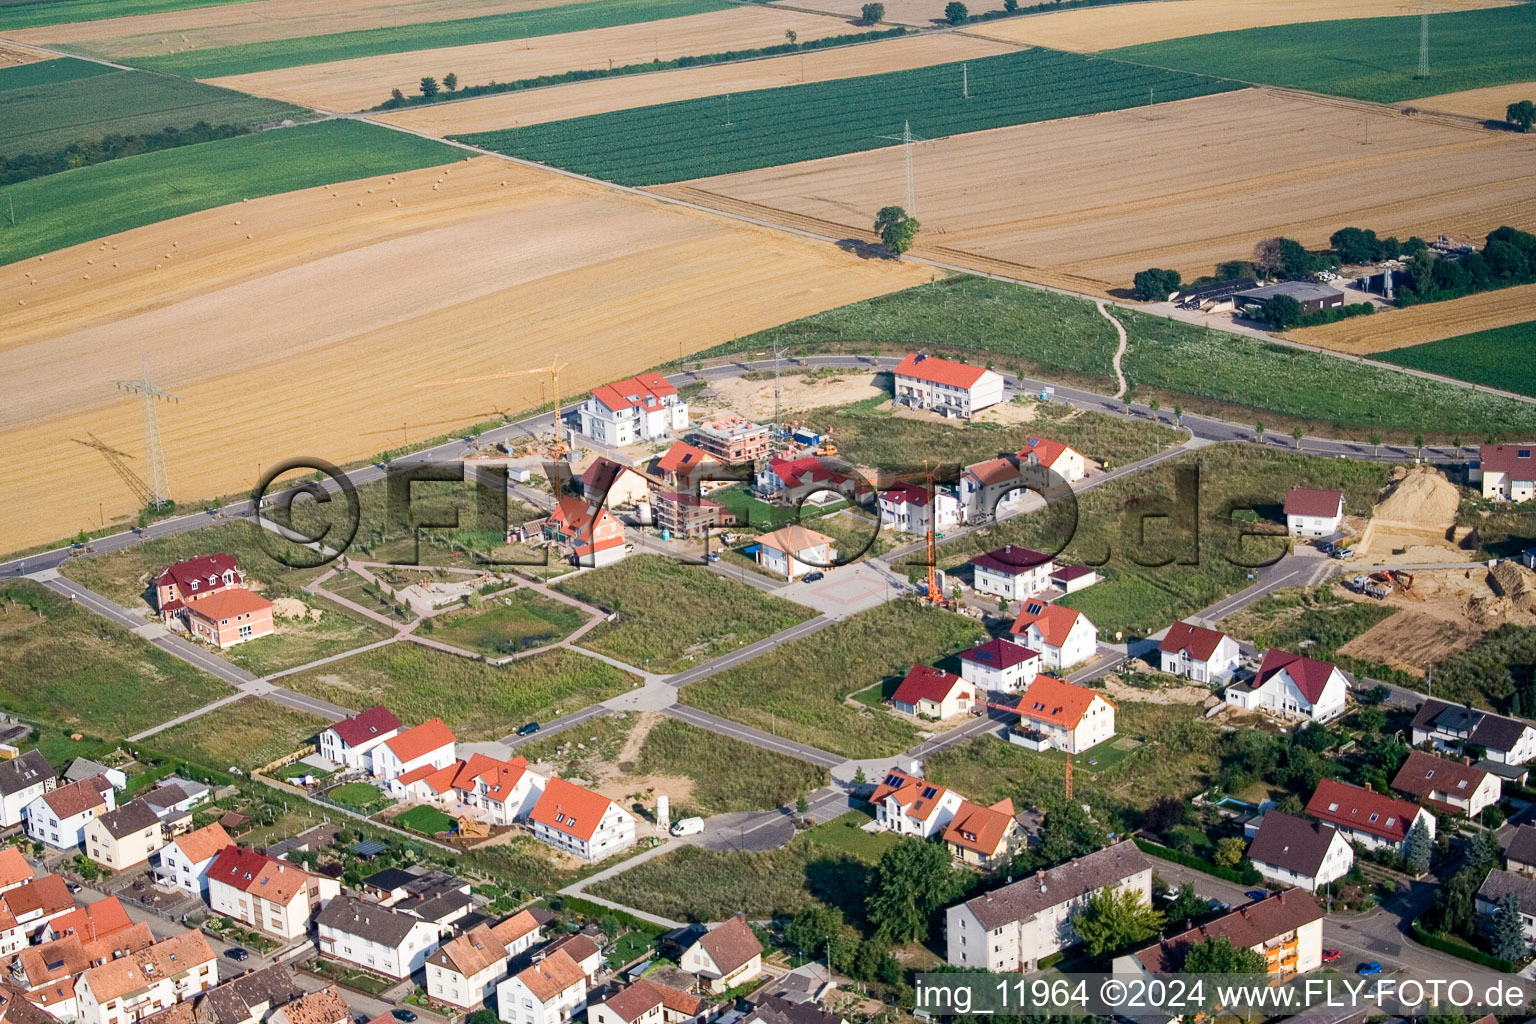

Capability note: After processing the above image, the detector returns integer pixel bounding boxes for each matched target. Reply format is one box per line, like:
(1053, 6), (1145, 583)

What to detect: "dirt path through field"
(1097, 301), (1129, 398)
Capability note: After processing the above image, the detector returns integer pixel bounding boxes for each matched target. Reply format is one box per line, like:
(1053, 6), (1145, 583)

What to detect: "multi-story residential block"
(495, 950), (587, 1024)
(691, 416), (769, 464)
(578, 374), (689, 447)
(1116, 889), (1324, 981)
(652, 492), (733, 539)
(891, 354), (1004, 419)
(315, 896), (440, 981)
(528, 779), (636, 862)
(206, 847), (338, 943)
(74, 931), (217, 1024)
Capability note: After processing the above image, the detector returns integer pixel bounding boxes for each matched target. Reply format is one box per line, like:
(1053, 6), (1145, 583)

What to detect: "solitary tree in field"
(945, 0), (968, 22)
(785, 28), (798, 45)
(1292, 426), (1303, 448)
(1149, 398), (1160, 421)
(1003, 0), (1018, 9)
(444, 72), (459, 92)
(419, 76), (439, 98)
(874, 205), (919, 255)
(860, 2), (885, 22)
(1507, 99), (1535, 132)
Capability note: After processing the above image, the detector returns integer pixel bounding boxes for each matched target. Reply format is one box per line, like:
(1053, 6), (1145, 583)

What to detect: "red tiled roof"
(589, 373), (677, 413)
(185, 589), (272, 624)
(959, 637), (1039, 672)
(1256, 648), (1339, 704)
(943, 799), (1018, 856)
(1307, 779), (1421, 842)
(1282, 487), (1344, 518)
(40, 776), (111, 819)
(0, 847), (35, 890)
(207, 847), (310, 904)
(695, 915), (762, 976)
(1019, 436), (1077, 470)
(5, 875), (74, 921)
(46, 895), (130, 944)
(655, 441), (711, 476)
(965, 456), (1022, 486)
(1158, 621), (1231, 661)
(529, 778), (614, 842)
(1391, 750), (1492, 804)
(385, 718), (455, 764)
(971, 545), (1051, 577)
(893, 353), (988, 389)
(330, 706), (400, 748)
(1015, 675), (1111, 729)
(1135, 889), (1324, 973)
(452, 754), (533, 803)
(1480, 444), (1536, 476)
(892, 665), (968, 706)
(766, 455), (848, 491)
(869, 770), (952, 821)
(515, 949), (585, 1002)
(1011, 602), (1088, 648)
(167, 823), (233, 866)
(880, 481), (932, 507)
(154, 554), (239, 590)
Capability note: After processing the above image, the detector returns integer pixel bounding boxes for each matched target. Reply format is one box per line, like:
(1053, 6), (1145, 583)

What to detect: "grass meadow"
(636, 718), (828, 814)
(144, 695), (327, 771)
(554, 555), (812, 673)
(426, 589), (589, 656)
(130, 0), (731, 77)
(1377, 320), (1536, 399)
(0, 120), (457, 266)
(460, 48), (1239, 184)
(1108, 5), (1536, 102)
(681, 599), (985, 758)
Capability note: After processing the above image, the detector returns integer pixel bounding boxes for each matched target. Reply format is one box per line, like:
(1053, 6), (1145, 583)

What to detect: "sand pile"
(270, 596), (319, 620)
(1376, 467), (1459, 526)
(1489, 562), (1536, 611)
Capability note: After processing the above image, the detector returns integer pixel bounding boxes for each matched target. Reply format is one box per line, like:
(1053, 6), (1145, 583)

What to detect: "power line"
(875, 119), (927, 215)
(115, 358), (180, 510)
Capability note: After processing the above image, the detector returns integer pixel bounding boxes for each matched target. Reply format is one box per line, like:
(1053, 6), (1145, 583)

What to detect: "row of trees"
(0, 120), (248, 187)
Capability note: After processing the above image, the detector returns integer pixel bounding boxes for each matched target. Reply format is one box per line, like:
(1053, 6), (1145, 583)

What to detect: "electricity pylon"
(115, 359), (179, 509)
(876, 120), (926, 216)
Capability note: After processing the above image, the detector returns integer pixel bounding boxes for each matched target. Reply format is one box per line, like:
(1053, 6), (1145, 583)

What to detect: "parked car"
(223, 948), (249, 962)
(1331, 547), (1355, 560)
(518, 722), (541, 736)
(392, 1011), (418, 1023)
(802, 571), (825, 583)
(670, 817), (705, 838)
(1245, 889), (1267, 901)
(64, 881), (81, 893)
(1322, 949), (1341, 963)
(1208, 899), (1231, 912)
(1357, 962), (1382, 975)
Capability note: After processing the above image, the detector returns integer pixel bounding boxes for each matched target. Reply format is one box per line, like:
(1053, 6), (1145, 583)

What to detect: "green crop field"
(0, 0), (259, 31)
(0, 120), (457, 266)
(0, 57), (115, 89)
(459, 48), (1241, 185)
(714, 276), (1536, 441)
(0, 60), (304, 160)
(128, 0), (730, 78)
(1109, 5), (1536, 103)
(1377, 320), (1536, 399)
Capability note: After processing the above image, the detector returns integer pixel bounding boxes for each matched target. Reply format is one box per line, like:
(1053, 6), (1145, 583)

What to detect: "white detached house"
(155, 822), (234, 898)
(25, 775), (114, 849)
(371, 718), (456, 782)
(869, 768), (965, 838)
(1158, 622), (1241, 683)
(1225, 649), (1347, 722)
(528, 778), (636, 862)
(316, 896), (441, 981)
(0, 751), (54, 829)
(1011, 602), (1096, 671)
(959, 637), (1040, 693)
(1283, 488), (1345, 538)
(317, 706), (401, 771)
(970, 546), (1055, 601)
(877, 482), (960, 535)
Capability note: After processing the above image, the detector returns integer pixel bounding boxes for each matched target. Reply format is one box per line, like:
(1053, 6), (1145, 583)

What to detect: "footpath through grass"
(1377, 320), (1536, 400)
(130, 0), (731, 78)
(0, 0), (259, 31)
(1108, 5), (1536, 103)
(460, 48), (1240, 185)
(0, 120), (458, 267)
(715, 276), (1536, 441)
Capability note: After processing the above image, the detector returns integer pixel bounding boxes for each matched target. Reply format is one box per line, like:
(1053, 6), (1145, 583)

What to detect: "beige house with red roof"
(318, 706), (401, 772)
(1306, 778), (1435, 854)
(1478, 444), (1535, 502)
(578, 373), (688, 447)
(74, 930), (217, 1024)
(1158, 622), (1241, 683)
(1116, 889), (1324, 981)
(1225, 649), (1347, 722)
(496, 949), (587, 1024)
(153, 555), (246, 624)
(680, 915), (763, 995)
(890, 666), (974, 720)
(1010, 601), (1096, 670)
(25, 775), (114, 849)
(892, 353), (1003, 419)
(943, 798), (1025, 871)
(653, 442), (716, 490)
(869, 768), (965, 839)
(1283, 487), (1345, 538)
(544, 497), (627, 568)
(371, 719), (456, 783)
(1018, 436), (1086, 485)
(426, 912), (547, 1011)
(589, 979), (704, 1024)
(155, 822), (233, 898)
(753, 525), (836, 581)
(185, 590), (274, 649)
(1009, 675), (1115, 754)
(528, 778), (636, 862)
(207, 847), (338, 942)
(1391, 750), (1500, 817)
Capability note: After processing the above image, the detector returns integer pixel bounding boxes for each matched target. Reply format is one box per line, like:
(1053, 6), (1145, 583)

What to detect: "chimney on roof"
(1364, 782), (1372, 792)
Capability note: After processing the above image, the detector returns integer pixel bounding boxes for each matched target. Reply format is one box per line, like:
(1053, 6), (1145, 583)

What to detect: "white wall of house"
(960, 656), (1038, 693)
(318, 919), (440, 980)
(156, 842), (219, 898)
(496, 973), (586, 1024)
(532, 803), (637, 862)
(373, 742), (457, 783)
(946, 870), (1152, 971)
(875, 790), (964, 839)
(24, 796), (110, 850)
(318, 728), (397, 772)
(1252, 832), (1353, 893)
(1159, 637), (1241, 684)
(207, 878), (310, 942)
(1022, 617), (1096, 671)
(1226, 669), (1346, 722)
(1286, 510), (1344, 538)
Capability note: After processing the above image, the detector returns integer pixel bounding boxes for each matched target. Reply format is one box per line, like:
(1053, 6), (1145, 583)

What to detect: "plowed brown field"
(963, 0), (1511, 52)
(1291, 283), (1536, 354)
(7, 0), (586, 56)
(206, 7), (859, 111)
(378, 32), (1015, 134)
(655, 89), (1536, 295)
(0, 157), (929, 553)
(1408, 82), (1536, 121)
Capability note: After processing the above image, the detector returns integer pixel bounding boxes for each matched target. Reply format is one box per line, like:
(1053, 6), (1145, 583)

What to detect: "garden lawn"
(681, 600), (985, 758)
(0, 580), (229, 737)
(145, 696), (328, 772)
(0, 120), (458, 266)
(587, 835), (873, 923)
(712, 277), (1536, 440)
(803, 808), (898, 864)
(328, 782), (387, 809)
(281, 646), (636, 740)
(0, 60), (304, 160)
(426, 588), (588, 657)
(940, 446), (1389, 637)
(0, 0), (260, 30)
(555, 555), (812, 673)
(130, 0), (730, 77)
(636, 718), (828, 814)
(1109, 5), (1536, 103)
(1377, 320), (1536, 399)
(461, 48), (1239, 184)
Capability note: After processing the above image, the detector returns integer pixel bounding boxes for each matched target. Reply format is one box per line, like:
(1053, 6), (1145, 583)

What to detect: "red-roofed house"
(544, 496), (627, 568)
(1391, 751), (1501, 817)
(207, 846), (339, 941)
(1009, 675), (1116, 753)
(753, 525), (835, 581)
(680, 915), (763, 994)
(1306, 779), (1435, 854)
(959, 637), (1040, 692)
(1018, 437), (1087, 485)
(959, 455), (1032, 522)
(1158, 622), (1241, 683)
(1479, 444), (1535, 502)
(185, 590), (274, 648)
(1225, 649), (1347, 722)
(653, 442), (716, 490)
(944, 798), (1025, 871)
(153, 554), (245, 623)
(877, 481), (960, 534)
(971, 545), (1055, 601)
(892, 354), (1004, 419)
(318, 706), (401, 772)
(155, 822), (233, 898)
(451, 755), (549, 826)
(1011, 601), (1097, 670)
(891, 666), (975, 720)
(579, 458), (651, 509)
(754, 455), (853, 505)
(578, 373), (688, 446)
(372, 719), (457, 783)
(1283, 488), (1345, 538)
(869, 769), (964, 838)
(528, 779), (636, 862)
(25, 775), (114, 849)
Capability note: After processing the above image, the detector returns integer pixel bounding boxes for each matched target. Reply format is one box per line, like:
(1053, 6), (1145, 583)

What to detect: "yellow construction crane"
(416, 359), (569, 455)
(73, 433), (154, 508)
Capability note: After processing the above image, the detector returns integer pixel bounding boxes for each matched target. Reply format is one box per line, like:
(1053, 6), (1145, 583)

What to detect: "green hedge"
(1295, 302), (1375, 329)
(1134, 838), (1263, 885)
(1410, 922), (1516, 972)
(557, 894), (662, 933)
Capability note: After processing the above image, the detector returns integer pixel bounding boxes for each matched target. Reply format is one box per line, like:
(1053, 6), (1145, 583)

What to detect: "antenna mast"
(115, 358), (179, 509)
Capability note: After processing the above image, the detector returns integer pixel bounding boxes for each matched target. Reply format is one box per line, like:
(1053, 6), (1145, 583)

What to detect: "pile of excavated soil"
(1376, 467), (1459, 527)
(1489, 561), (1536, 611)
(270, 596), (319, 620)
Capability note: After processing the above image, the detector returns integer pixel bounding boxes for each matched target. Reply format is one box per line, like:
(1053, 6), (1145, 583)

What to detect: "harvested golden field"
(0, 157), (929, 553)
(6, 0), (585, 56)
(966, 0), (1511, 52)
(0, 40), (52, 65)
(1291, 282), (1536, 354)
(378, 32), (1014, 134)
(207, 7), (859, 111)
(767, 0), (964, 26)
(658, 89), (1536, 295)
(1408, 81), (1536, 121)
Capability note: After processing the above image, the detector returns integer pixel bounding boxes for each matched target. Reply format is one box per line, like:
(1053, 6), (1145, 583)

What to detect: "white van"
(670, 816), (704, 837)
